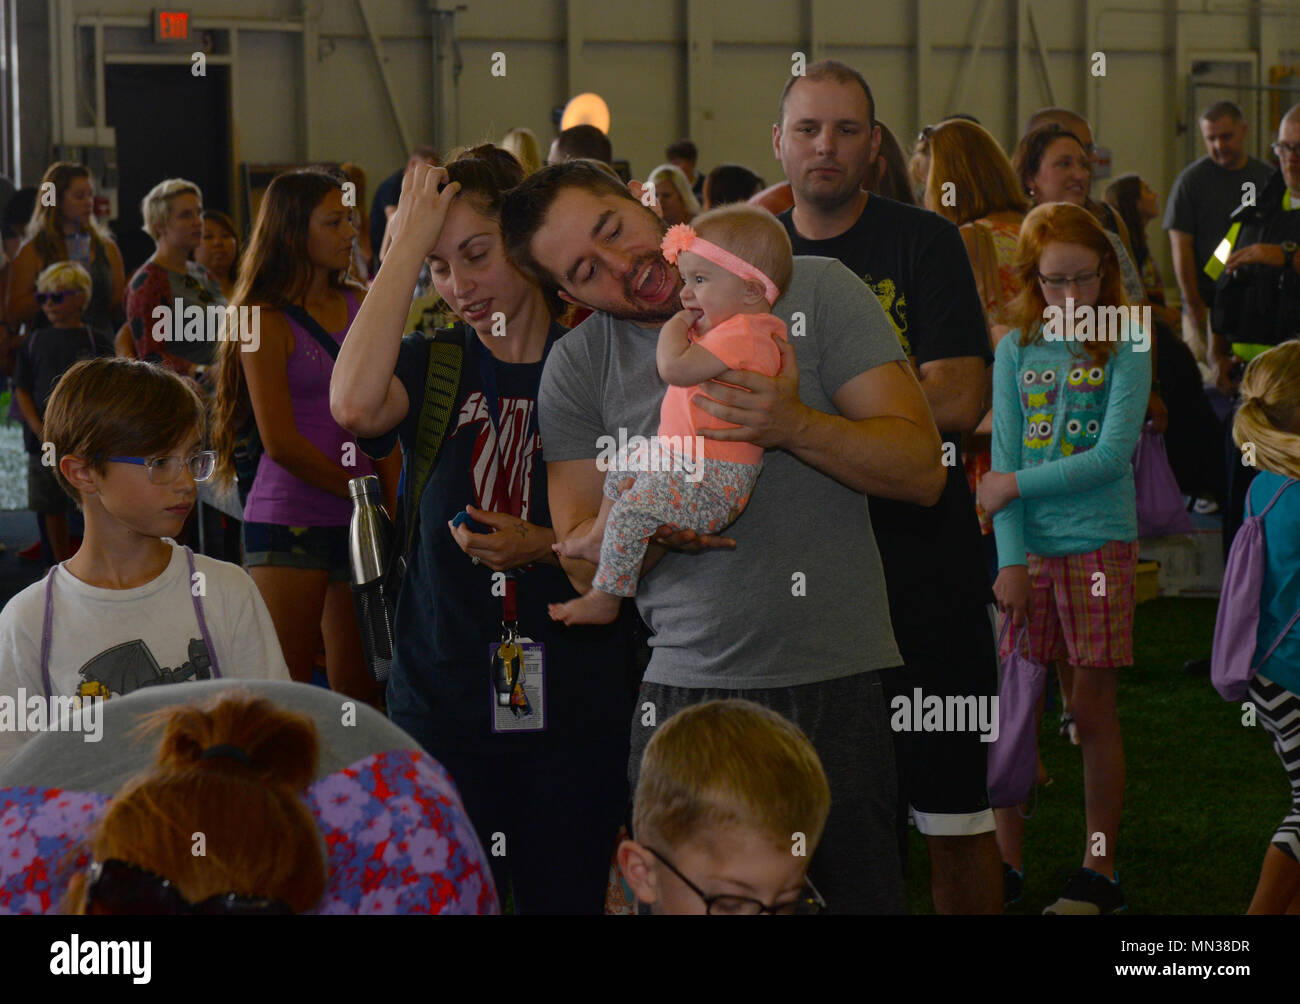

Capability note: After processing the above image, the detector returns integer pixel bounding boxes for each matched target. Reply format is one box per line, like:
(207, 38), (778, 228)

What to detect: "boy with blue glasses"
(0, 357), (289, 767)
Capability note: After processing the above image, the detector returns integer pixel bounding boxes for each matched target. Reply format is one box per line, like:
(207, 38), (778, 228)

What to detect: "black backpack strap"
(282, 303), (342, 361)
(401, 326), (467, 558)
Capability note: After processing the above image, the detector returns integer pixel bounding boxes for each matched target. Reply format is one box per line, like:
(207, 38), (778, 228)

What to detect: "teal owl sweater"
(992, 327), (1152, 568)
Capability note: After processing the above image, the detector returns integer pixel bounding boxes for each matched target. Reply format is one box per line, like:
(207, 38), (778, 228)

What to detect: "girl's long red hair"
(1009, 202), (1129, 365)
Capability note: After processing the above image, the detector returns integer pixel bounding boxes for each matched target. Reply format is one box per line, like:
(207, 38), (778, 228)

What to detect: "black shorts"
(877, 602), (999, 836)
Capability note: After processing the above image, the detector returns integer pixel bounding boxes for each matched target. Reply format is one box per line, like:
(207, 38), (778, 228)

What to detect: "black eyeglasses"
(35, 291), (76, 304)
(1037, 267), (1104, 289)
(647, 847), (826, 915)
(86, 859), (294, 915)
(1273, 141), (1300, 160)
(107, 450), (216, 485)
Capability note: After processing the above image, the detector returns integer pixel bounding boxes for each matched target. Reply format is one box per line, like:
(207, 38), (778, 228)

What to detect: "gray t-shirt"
(1162, 154), (1275, 304)
(539, 255), (906, 689)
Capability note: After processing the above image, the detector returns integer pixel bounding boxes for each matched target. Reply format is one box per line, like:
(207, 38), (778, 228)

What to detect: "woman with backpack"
(329, 146), (640, 915)
(210, 168), (399, 703)
(1226, 341), (1300, 914)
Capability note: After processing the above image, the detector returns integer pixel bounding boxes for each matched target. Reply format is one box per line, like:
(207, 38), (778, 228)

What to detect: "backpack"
(231, 303), (349, 504)
(395, 326), (466, 562)
(1211, 477), (1300, 700)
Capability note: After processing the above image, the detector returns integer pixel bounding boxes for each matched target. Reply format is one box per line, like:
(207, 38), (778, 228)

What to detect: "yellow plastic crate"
(1135, 561), (1160, 605)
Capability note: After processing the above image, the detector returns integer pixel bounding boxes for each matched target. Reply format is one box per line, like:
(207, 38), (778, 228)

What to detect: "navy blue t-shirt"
(359, 323), (641, 754)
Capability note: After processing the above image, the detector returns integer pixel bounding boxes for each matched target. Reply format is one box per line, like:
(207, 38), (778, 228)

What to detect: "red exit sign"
(153, 9), (190, 43)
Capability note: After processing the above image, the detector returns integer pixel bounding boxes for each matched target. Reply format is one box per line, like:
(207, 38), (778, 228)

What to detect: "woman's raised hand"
(388, 163), (460, 259)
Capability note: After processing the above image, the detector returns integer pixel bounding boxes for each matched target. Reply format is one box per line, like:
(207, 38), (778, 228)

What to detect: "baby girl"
(549, 203), (793, 625)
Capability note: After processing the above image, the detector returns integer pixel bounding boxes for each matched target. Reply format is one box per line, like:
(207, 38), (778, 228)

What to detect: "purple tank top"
(242, 291), (374, 527)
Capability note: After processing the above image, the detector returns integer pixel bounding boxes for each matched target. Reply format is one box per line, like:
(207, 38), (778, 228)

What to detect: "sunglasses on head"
(86, 859), (295, 915)
(35, 291), (77, 305)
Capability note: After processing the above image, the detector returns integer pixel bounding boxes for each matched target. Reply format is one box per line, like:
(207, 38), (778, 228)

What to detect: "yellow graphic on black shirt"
(860, 273), (911, 356)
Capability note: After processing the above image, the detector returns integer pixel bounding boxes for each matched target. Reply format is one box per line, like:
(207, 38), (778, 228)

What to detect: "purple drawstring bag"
(987, 617), (1048, 809)
(1211, 478), (1300, 701)
(1133, 423), (1194, 537)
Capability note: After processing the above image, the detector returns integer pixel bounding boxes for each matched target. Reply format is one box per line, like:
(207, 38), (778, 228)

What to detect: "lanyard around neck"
(471, 330), (553, 627)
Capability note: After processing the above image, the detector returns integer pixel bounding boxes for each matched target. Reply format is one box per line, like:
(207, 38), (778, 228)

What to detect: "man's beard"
(596, 250), (683, 324)
(797, 161), (872, 213)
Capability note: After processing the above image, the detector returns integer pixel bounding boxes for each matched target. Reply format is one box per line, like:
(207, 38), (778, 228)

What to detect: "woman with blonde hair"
(500, 127), (543, 176)
(646, 162), (700, 226)
(6, 162), (125, 336)
(1227, 341), (1300, 913)
(927, 119), (1030, 576)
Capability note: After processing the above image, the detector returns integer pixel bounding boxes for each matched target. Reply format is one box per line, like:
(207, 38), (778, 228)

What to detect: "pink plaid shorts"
(999, 540), (1139, 669)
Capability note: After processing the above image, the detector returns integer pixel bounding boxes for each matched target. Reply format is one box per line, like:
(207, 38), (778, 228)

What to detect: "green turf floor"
(904, 596), (1287, 914)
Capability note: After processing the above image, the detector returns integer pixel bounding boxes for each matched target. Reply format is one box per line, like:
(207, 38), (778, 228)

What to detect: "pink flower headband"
(661, 223), (780, 306)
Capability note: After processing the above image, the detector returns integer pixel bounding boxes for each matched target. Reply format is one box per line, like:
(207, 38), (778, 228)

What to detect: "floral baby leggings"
(592, 458), (759, 597)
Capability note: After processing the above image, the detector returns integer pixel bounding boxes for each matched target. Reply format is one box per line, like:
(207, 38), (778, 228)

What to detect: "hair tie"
(199, 744), (251, 766)
(660, 223), (780, 306)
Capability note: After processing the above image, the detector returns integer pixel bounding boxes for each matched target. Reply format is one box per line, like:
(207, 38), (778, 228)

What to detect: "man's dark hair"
(500, 159), (639, 290)
(554, 125), (613, 165)
(1201, 100), (1245, 125)
(703, 164), (764, 207)
(776, 59), (875, 130)
(666, 139), (698, 163)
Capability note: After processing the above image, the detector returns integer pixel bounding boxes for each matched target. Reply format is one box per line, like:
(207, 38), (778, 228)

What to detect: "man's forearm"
(557, 513), (598, 593)
(918, 375), (983, 435)
(1169, 237), (1205, 318)
(786, 407), (944, 504)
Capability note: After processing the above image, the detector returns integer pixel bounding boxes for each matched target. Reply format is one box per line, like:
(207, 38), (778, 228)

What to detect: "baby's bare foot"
(548, 589), (622, 626)
(554, 533), (602, 564)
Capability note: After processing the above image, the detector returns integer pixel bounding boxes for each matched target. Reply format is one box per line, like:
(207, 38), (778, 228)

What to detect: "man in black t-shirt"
(773, 61), (1001, 914)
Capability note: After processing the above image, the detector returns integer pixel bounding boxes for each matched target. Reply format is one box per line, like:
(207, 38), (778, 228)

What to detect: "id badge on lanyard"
(477, 337), (551, 733)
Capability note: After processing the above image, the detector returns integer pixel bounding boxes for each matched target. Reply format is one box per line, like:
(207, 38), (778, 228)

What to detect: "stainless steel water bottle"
(348, 476), (401, 683)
